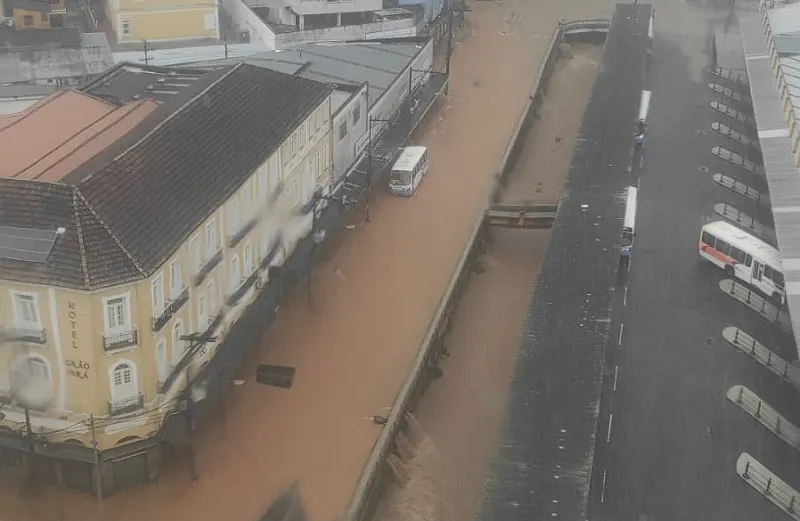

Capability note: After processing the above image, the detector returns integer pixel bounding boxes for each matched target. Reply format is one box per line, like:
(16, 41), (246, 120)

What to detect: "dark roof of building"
(0, 63), (334, 289)
(182, 38), (431, 110)
(0, 25), (81, 48)
(80, 62), (215, 106)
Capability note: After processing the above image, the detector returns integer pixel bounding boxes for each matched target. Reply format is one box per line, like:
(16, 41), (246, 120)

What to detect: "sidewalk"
(0, 3), (576, 521)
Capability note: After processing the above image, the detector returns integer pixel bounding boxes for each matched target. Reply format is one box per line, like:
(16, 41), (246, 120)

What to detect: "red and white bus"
(699, 220), (785, 303)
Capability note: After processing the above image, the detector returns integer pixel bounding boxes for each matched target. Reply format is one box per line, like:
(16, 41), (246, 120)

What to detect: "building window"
(169, 260), (182, 298)
(190, 234), (200, 272)
(151, 273), (164, 314)
(10, 356), (51, 406)
(156, 340), (168, 384)
(353, 103), (361, 125)
(207, 281), (216, 316)
(103, 295), (129, 333)
(339, 121), (348, 141)
(110, 361), (138, 402)
(226, 196), (240, 236)
(172, 321), (184, 362)
(197, 294), (207, 329)
(23, 15), (34, 26)
(121, 19), (131, 36)
(244, 244), (253, 275)
(11, 292), (40, 328)
(229, 255), (240, 289)
(206, 219), (218, 255)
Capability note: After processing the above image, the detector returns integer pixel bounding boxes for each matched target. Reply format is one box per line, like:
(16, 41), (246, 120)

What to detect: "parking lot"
(590, 3), (800, 520)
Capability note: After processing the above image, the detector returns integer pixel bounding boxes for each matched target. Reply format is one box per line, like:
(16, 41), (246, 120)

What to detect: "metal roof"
(179, 40), (429, 110)
(741, 9), (800, 352)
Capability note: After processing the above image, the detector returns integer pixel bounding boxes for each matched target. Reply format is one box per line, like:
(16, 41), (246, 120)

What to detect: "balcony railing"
(4, 327), (47, 344)
(206, 310), (223, 336)
(227, 217), (259, 249)
(102, 329), (138, 351)
(108, 393), (144, 416)
(152, 286), (190, 332)
(226, 271), (259, 307)
(193, 249), (223, 286)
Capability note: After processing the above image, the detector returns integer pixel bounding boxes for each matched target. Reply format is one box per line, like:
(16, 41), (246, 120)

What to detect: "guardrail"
(341, 18), (611, 521)
(561, 19), (612, 36)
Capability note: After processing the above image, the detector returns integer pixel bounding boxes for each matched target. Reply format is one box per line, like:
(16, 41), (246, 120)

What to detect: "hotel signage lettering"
(68, 301), (79, 350)
(65, 359), (90, 380)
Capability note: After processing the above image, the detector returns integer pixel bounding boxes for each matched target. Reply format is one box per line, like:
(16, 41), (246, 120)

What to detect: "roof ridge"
(74, 187), (147, 279)
(71, 188), (91, 289)
(78, 63), (244, 186)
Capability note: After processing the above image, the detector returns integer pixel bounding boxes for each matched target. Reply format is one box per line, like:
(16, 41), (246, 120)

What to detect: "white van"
(389, 146), (428, 197)
(621, 186), (638, 258)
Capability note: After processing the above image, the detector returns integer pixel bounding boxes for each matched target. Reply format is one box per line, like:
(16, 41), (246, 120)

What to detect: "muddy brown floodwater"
(377, 44), (604, 521)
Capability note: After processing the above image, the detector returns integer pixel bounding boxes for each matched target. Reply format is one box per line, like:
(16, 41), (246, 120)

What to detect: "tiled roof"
(0, 63), (334, 289)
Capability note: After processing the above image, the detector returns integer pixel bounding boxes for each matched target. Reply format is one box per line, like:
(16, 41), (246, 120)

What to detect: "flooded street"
(377, 44), (604, 521)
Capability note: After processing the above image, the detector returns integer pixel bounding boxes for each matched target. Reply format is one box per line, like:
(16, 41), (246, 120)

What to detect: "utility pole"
(223, 35), (229, 59)
(90, 414), (104, 521)
(142, 40), (150, 66)
(445, 3), (470, 94)
(23, 406), (35, 493)
(177, 332), (217, 481)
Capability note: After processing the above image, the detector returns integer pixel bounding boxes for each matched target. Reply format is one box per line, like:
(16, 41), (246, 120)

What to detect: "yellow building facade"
(0, 110), (332, 449)
(0, 63), (335, 493)
(107, 0), (219, 43)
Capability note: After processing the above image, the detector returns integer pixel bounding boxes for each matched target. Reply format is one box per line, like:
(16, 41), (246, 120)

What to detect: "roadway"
(589, 2), (800, 520)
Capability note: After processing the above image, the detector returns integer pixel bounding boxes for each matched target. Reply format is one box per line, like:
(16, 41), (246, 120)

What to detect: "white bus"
(620, 186), (638, 258)
(389, 146), (428, 197)
(699, 220), (785, 302)
(638, 90), (652, 125)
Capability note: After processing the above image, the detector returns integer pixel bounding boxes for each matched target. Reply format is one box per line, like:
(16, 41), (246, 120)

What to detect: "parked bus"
(389, 146), (428, 197)
(635, 90), (651, 148)
(620, 186), (638, 258)
(699, 220), (785, 302)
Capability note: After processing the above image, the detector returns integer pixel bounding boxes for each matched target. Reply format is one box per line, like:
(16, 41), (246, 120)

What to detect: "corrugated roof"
(181, 40), (428, 109)
(741, 8), (800, 352)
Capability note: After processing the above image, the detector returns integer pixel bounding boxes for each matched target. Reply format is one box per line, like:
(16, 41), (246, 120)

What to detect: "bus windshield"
(390, 169), (412, 186)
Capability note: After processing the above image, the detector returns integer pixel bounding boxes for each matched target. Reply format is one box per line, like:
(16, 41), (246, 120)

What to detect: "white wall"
(275, 18), (416, 48)
(220, 0), (278, 47)
(331, 85), (368, 185)
(367, 37), (434, 137)
(287, 0), (381, 16)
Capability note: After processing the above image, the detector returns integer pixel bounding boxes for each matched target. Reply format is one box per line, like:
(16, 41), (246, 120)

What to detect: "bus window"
(716, 240), (732, 256)
(773, 269), (785, 288)
(701, 231), (717, 247)
(730, 247), (746, 263)
(744, 253), (753, 267)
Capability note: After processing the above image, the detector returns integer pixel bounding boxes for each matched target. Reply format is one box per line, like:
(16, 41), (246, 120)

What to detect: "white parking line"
(623, 286), (628, 306)
(601, 470), (608, 504)
(639, 155), (644, 169)
(613, 365), (619, 391)
(618, 324), (624, 346)
(606, 414), (613, 442)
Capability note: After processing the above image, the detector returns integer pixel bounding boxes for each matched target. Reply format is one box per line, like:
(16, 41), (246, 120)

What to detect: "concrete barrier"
(341, 18), (611, 521)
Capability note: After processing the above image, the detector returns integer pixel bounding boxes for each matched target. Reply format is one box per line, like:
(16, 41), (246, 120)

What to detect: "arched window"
(171, 321), (184, 363)
(10, 356), (52, 409)
(109, 360), (138, 403)
(156, 339), (168, 384)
